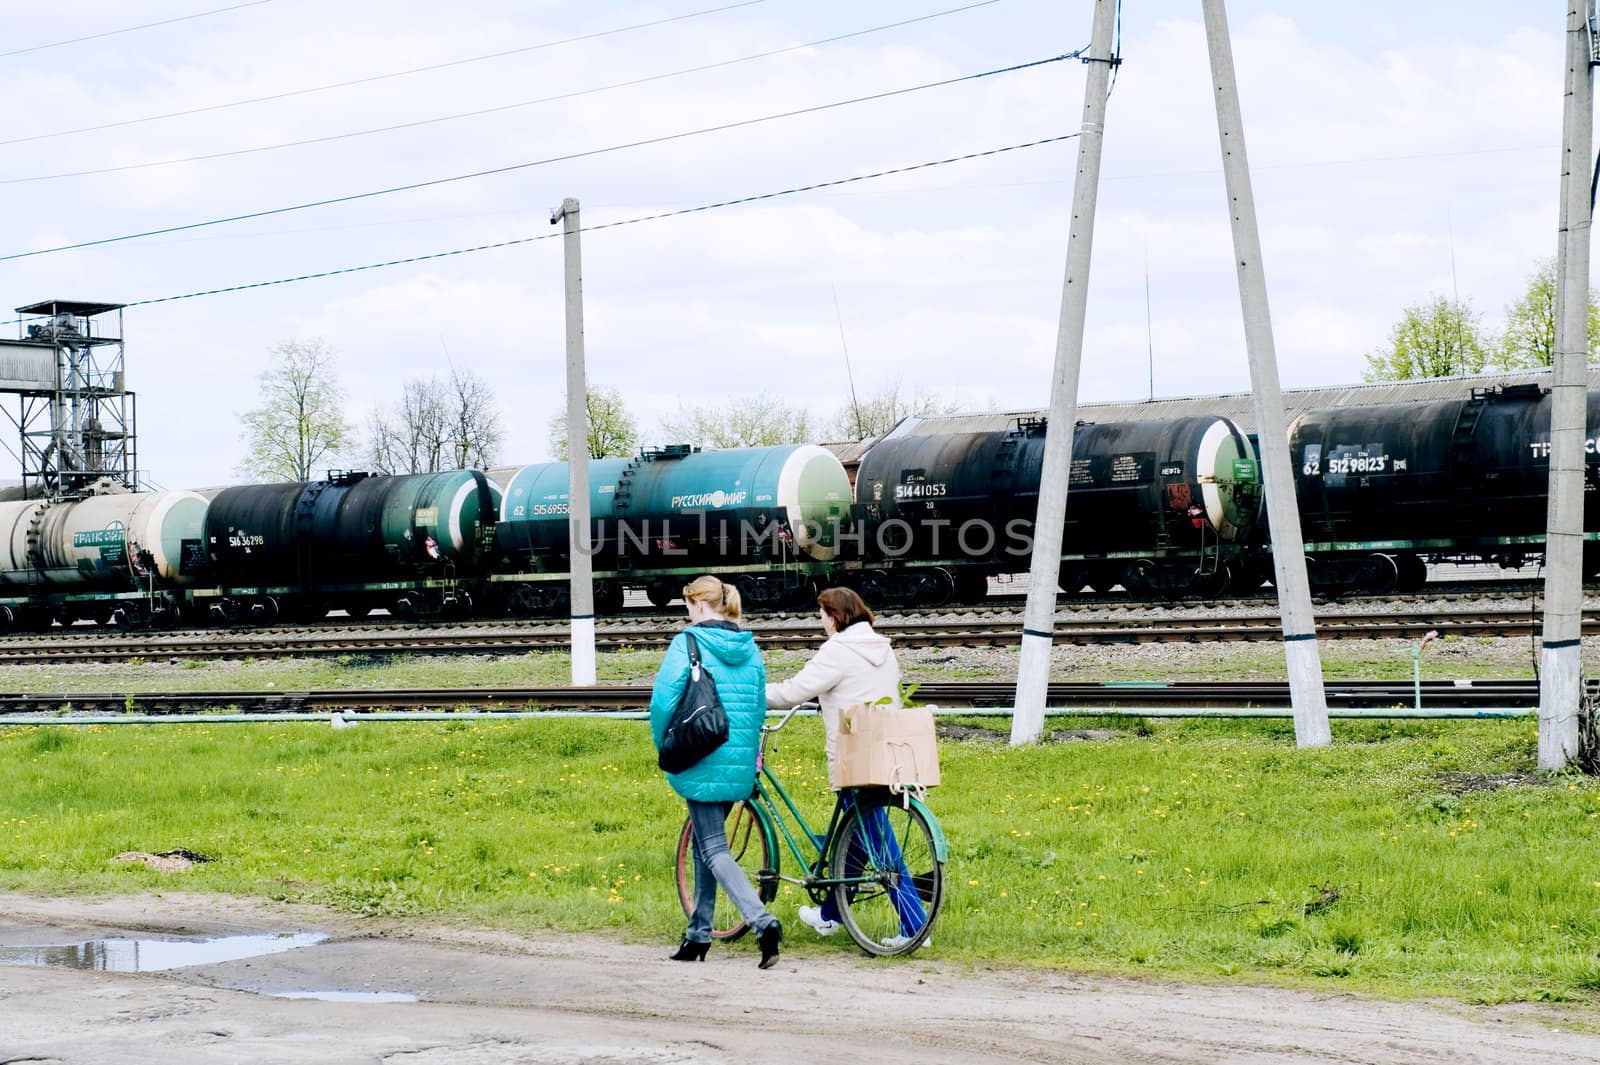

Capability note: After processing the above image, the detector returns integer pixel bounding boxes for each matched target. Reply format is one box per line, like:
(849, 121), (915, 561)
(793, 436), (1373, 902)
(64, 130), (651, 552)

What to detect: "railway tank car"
(1287, 383), (1600, 591)
(0, 485), (208, 629)
(494, 444), (853, 613)
(850, 415), (1263, 602)
(199, 469), (500, 622)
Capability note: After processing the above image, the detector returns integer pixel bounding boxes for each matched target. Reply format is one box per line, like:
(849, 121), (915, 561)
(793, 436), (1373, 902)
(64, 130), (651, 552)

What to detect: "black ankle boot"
(669, 939), (710, 962)
(757, 921), (782, 969)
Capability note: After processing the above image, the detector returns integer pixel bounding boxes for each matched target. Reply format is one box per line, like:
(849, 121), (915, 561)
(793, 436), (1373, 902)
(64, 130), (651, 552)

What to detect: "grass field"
(3, 705), (1599, 1005)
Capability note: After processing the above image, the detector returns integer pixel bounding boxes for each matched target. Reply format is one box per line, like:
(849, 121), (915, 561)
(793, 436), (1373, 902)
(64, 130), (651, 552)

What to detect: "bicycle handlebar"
(764, 701), (818, 733)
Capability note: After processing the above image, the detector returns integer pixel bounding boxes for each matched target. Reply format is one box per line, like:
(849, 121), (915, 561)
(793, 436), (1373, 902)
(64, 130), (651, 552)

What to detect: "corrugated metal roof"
(818, 439), (875, 466)
(891, 368), (1600, 437)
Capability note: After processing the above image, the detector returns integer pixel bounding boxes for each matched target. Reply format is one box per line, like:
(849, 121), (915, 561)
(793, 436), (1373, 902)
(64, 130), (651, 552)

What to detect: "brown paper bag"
(835, 704), (941, 789)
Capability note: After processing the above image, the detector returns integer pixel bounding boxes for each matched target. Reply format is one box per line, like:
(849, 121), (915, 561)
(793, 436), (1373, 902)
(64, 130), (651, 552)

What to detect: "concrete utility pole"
(552, 197), (597, 687)
(1539, 1), (1593, 770)
(1202, 0), (1330, 747)
(1011, 0), (1118, 745)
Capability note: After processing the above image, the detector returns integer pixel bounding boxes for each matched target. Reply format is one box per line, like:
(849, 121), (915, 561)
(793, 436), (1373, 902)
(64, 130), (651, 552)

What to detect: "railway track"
(0, 678), (1571, 717)
(0, 607), (1586, 663)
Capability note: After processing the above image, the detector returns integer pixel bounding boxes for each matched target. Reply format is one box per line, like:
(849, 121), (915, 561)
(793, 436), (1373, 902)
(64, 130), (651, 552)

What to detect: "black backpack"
(657, 632), (731, 774)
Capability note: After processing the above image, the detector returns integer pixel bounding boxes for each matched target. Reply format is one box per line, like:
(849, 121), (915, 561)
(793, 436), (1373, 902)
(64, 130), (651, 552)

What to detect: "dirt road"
(0, 892), (1595, 1064)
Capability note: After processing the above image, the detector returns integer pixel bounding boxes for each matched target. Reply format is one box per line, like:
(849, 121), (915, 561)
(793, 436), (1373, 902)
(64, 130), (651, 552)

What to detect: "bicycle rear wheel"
(674, 799), (778, 942)
(831, 798), (944, 956)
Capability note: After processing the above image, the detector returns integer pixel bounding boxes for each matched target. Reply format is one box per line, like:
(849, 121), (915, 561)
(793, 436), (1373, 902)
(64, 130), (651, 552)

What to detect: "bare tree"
(659, 395), (815, 449)
(365, 406), (403, 476)
(547, 385), (640, 459)
(826, 381), (959, 440)
(366, 369), (503, 473)
(446, 367), (503, 469)
(238, 339), (353, 481)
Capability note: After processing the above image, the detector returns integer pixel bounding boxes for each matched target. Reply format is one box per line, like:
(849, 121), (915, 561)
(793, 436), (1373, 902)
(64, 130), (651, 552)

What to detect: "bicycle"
(674, 702), (948, 957)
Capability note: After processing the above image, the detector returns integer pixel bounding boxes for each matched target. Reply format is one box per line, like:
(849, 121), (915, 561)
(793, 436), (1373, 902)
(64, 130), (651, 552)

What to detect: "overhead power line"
(125, 133), (1079, 308)
(0, 1), (276, 59)
(0, 1), (1005, 184)
(0, 0), (774, 148)
(0, 53), (1078, 264)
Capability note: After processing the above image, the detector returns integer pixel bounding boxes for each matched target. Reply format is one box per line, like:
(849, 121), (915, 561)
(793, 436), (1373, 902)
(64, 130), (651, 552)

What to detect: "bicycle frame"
(750, 704), (943, 895)
(676, 702), (948, 955)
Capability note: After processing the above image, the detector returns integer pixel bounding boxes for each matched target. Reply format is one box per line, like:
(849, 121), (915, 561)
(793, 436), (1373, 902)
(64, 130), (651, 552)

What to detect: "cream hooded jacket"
(765, 621), (901, 789)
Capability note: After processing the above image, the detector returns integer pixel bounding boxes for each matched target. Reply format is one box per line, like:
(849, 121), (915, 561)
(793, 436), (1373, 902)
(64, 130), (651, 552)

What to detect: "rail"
(0, 678), (1579, 724)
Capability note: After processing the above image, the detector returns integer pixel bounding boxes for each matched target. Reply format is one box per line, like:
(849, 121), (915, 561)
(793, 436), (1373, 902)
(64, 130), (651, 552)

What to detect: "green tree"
(547, 385), (639, 459)
(659, 395), (814, 449)
(238, 339), (353, 481)
(827, 381), (960, 440)
(1362, 296), (1490, 382)
(1495, 257), (1600, 369)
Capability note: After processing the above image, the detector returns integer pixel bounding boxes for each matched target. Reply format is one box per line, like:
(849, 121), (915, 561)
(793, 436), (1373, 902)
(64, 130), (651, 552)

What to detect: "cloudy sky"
(0, 0), (1578, 489)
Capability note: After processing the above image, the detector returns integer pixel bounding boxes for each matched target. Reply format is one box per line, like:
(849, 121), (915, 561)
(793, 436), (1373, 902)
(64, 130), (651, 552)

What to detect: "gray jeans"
(684, 799), (777, 944)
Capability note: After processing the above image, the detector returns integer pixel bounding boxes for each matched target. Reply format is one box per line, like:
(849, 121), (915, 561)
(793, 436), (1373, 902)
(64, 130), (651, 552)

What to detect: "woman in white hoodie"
(766, 587), (914, 940)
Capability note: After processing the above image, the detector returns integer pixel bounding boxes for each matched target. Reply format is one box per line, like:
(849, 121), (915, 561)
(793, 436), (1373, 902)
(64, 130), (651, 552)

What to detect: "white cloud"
(0, 1), (1577, 488)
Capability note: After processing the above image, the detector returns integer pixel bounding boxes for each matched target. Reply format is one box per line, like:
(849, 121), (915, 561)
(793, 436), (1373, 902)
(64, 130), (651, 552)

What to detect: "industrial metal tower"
(0, 300), (138, 496)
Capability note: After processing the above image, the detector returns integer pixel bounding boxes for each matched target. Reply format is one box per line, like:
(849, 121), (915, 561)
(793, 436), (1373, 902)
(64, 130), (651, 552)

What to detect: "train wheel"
(1393, 554), (1428, 593)
(645, 583), (677, 609)
(915, 568), (956, 608)
(786, 577), (820, 609)
(250, 597), (282, 624)
(1364, 555), (1400, 595)
(0, 605), (13, 634)
(1189, 566), (1230, 598)
(594, 580), (625, 615)
(723, 575), (759, 611)
(1086, 565), (1122, 594)
(343, 604), (372, 620)
(1121, 561), (1155, 596)
(1057, 564), (1090, 595)
(505, 585), (538, 617)
(853, 571), (885, 602)
(952, 569), (990, 603)
(1222, 560), (1255, 593)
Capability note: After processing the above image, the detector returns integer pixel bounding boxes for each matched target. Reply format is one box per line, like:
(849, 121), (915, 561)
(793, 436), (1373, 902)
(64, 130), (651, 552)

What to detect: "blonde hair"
(682, 574), (742, 621)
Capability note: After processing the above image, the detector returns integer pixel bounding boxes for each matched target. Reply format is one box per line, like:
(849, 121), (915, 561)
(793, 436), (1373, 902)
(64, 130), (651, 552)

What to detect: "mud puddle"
(266, 989), (418, 1002)
(0, 930), (326, 972)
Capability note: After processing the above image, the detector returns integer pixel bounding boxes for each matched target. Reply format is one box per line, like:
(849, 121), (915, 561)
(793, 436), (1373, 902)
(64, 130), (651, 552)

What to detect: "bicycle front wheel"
(674, 799), (778, 942)
(831, 798), (944, 957)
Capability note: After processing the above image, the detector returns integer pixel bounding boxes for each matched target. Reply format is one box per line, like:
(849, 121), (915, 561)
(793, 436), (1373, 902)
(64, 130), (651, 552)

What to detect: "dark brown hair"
(817, 586), (874, 631)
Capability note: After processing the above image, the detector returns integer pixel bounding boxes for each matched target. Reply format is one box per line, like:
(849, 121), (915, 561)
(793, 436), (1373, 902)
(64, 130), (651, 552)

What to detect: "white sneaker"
(797, 906), (839, 936)
(879, 934), (931, 950)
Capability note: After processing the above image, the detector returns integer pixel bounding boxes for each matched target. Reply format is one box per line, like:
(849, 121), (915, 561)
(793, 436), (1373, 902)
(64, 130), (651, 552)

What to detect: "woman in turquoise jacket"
(649, 575), (783, 968)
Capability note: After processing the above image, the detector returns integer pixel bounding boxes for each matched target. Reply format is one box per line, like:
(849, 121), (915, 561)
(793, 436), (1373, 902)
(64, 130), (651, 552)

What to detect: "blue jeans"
(684, 799), (777, 944)
(821, 791), (928, 936)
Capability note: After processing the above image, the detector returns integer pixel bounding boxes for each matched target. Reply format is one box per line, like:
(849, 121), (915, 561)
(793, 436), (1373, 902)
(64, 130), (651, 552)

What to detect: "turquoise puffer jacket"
(649, 621), (766, 802)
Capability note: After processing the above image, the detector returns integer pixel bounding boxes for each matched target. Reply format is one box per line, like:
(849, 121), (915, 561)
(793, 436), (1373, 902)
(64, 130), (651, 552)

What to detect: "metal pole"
(1540, 1), (1593, 770)
(1201, 0), (1330, 747)
(1011, 0), (1118, 745)
(552, 197), (597, 686)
